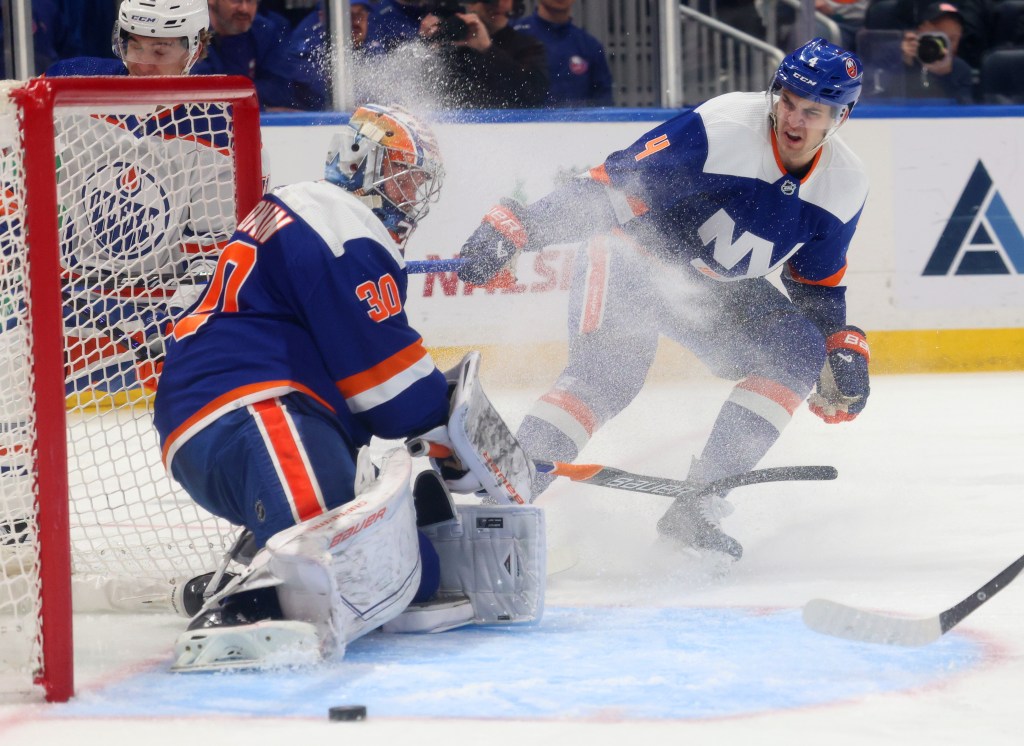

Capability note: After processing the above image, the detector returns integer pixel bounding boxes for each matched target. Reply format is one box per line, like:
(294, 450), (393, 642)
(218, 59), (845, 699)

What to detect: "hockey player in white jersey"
(46, 0), (239, 396)
(456, 39), (871, 566)
(155, 104), (544, 670)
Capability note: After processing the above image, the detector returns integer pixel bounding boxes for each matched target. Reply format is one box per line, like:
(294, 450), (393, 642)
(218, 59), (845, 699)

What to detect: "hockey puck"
(328, 705), (367, 722)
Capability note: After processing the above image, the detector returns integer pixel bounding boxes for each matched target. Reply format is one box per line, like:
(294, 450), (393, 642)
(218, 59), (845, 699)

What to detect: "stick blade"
(802, 599), (944, 647)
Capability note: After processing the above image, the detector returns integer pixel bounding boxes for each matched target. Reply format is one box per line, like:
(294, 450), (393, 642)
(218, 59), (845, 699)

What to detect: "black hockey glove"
(809, 326), (870, 424)
(458, 198), (532, 286)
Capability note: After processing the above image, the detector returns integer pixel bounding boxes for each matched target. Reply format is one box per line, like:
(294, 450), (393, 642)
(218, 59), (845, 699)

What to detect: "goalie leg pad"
(175, 448), (424, 669)
(266, 447), (423, 650)
(422, 503), (546, 625)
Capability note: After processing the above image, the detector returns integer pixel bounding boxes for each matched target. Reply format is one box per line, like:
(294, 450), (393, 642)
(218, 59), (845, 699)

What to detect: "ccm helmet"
(114, 0), (209, 74)
(771, 38), (863, 113)
(325, 104), (445, 246)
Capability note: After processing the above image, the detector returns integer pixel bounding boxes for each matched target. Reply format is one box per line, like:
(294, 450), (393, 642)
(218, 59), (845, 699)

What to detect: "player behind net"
(456, 38), (871, 566)
(45, 0), (243, 396)
(1, 0), (224, 553)
(154, 104), (545, 671)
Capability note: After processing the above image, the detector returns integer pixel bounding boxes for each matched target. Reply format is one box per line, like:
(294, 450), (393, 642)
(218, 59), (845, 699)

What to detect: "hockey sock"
(697, 377), (802, 484)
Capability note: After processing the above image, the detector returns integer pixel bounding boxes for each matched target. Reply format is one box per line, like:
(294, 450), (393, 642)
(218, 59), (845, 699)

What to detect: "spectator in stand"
(897, 0), (993, 70)
(192, 0), (299, 110)
(365, 0), (430, 55)
(867, 2), (974, 103)
(0, 0), (70, 77)
(711, 0), (767, 40)
(814, 0), (868, 50)
(53, 0), (118, 59)
(279, 0), (376, 110)
(513, 0), (613, 106)
(45, 0), (209, 77)
(418, 0), (549, 108)
(260, 0), (319, 27)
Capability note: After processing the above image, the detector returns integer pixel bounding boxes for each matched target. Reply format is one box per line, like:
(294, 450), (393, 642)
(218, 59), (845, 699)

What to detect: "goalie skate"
(171, 620), (321, 672)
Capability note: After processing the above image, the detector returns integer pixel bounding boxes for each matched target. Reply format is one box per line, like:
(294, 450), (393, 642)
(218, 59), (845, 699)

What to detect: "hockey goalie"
(153, 105), (545, 670)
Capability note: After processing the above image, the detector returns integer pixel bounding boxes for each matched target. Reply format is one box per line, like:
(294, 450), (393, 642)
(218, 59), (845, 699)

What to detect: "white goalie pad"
(420, 503), (546, 626)
(173, 448), (422, 670)
(411, 351), (535, 505)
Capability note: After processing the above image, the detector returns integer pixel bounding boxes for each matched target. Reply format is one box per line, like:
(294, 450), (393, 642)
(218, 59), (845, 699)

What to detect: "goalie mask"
(324, 104), (445, 247)
(114, 0), (209, 75)
(767, 38), (862, 147)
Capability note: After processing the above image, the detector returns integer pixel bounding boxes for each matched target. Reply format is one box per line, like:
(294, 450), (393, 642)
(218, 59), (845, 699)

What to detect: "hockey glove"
(808, 326), (870, 424)
(458, 199), (532, 286)
(407, 425), (486, 495)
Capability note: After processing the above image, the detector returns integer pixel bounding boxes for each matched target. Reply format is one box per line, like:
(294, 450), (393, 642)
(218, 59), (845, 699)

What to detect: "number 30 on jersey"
(356, 274), (402, 322)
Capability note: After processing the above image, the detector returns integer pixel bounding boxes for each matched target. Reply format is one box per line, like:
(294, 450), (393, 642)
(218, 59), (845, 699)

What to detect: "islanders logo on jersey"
(569, 56), (590, 76)
(62, 161), (171, 267)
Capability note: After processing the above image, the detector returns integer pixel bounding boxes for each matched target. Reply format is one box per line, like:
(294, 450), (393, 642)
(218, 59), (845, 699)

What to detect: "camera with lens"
(916, 32), (950, 64)
(429, 1), (469, 43)
(428, 0), (502, 43)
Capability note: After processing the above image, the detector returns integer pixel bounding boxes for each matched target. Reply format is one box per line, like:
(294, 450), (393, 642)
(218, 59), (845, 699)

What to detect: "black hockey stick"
(534, 462), (838, 499)
(406, 439), (836, 500)
(803, 552), (1024, 646)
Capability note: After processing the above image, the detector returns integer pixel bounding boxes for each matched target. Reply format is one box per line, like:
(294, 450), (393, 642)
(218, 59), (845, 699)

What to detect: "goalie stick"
(803, 552), (1024, 646)
(406, 439), (836, 499)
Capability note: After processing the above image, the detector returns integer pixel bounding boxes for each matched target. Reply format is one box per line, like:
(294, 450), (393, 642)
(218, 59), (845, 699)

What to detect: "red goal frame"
(10, 76), (262, 702)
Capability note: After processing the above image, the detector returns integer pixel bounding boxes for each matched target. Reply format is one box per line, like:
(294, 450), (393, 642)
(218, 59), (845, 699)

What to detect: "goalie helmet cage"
(0, 77), (262, 702)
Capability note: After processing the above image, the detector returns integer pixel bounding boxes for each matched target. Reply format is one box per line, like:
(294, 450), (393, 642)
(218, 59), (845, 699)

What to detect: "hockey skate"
(172, 586), (321, 672)
(656, 492), (743, 562)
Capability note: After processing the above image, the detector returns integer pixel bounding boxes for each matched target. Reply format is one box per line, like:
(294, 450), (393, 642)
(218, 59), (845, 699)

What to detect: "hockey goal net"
(0, 77), (263, 702)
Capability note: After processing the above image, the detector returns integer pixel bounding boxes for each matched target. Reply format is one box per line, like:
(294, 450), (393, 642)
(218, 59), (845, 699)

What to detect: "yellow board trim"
(65, 328), (1024, 411)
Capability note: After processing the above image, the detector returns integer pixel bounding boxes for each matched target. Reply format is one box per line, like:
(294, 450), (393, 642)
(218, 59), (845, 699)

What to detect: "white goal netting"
(0, 78), (261, 700)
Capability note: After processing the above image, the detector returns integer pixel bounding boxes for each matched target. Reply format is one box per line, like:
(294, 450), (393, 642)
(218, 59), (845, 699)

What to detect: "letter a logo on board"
(923, 161), (1024, 276)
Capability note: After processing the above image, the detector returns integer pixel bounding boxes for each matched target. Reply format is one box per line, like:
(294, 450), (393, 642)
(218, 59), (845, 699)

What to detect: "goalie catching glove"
(457, 199), (534, 286)
(808, 326), (870, 424)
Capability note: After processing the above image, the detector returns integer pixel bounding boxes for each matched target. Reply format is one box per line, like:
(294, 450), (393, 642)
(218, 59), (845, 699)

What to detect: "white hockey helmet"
(325, 104), (445, 246)
(114, 0), (210, 73)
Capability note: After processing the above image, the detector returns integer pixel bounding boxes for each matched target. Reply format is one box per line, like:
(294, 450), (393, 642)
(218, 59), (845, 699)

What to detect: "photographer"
(873, 3), (974, 103)
(418, 0), (549, 108)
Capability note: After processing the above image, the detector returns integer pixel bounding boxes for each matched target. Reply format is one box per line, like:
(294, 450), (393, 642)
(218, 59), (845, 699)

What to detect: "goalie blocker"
(408, 351), (536, 505)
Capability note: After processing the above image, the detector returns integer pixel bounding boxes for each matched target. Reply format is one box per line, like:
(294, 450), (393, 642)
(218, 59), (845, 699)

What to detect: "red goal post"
(0, 77), (262, 702)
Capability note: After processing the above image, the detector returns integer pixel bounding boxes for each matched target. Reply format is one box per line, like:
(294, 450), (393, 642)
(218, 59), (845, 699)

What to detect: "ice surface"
(1, 372), (1022, 745)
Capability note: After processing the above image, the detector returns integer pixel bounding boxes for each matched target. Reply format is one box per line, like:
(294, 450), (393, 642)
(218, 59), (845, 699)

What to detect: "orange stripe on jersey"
(626, 195), (649, 217)
(336, 339), (430, 399)
(94, 113), (232, 156)
(737, 376), (802, 415)
(588, 164), (611, 184)
(540, 388), (598, 436)
(581, 239), (609, 335)
(181, 238), (230, 255)
(788, 261), (847, 287)
(770, 129), (823, 183)
(251, 399), (325, 522)
(161, 381), (334, 466)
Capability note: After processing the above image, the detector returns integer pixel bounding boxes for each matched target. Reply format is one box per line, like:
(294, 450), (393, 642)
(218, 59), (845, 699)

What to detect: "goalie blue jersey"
(153, 182), (450, 469)
(589, 91), (868, 289)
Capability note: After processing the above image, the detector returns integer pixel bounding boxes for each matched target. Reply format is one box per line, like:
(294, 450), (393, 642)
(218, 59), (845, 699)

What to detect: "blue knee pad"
(414, 530), (441, 603)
